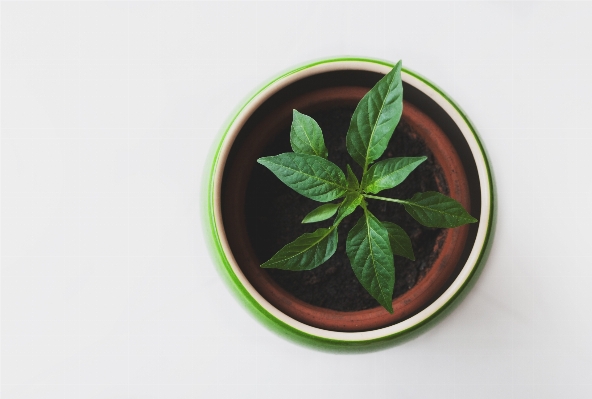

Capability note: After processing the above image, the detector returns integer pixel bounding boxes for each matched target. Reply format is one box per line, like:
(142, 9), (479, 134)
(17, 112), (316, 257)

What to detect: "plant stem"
(364, 194), (406, 204)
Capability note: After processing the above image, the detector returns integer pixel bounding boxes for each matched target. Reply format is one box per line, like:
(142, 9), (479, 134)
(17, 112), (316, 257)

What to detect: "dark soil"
(245, 106), (449, 312)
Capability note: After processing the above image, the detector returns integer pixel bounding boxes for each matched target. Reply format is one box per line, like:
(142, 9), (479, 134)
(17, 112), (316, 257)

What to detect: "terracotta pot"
(205, 58), (494, 348)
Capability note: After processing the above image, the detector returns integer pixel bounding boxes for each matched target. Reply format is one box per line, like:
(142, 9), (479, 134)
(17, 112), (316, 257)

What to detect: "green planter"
(204, 57), (495, 351)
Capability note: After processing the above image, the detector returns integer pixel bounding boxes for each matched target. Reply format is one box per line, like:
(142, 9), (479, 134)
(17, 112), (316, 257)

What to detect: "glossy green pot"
(204, 57), (495, 351)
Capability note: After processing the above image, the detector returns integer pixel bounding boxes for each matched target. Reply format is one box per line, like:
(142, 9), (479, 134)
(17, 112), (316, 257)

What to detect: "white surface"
(1, 2), (592, 398)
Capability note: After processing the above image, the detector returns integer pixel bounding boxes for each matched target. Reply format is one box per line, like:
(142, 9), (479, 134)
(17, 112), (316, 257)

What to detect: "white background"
(2, 2), (592, 398)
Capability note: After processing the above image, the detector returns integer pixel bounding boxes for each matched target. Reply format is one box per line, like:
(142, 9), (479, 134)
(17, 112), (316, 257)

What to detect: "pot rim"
(205, 57), (495, 348)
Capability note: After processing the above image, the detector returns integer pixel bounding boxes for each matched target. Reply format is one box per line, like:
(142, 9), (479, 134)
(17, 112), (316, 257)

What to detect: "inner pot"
(221, 68), (481, 332)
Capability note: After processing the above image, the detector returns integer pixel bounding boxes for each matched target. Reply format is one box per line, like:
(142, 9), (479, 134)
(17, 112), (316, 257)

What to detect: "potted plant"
(205, 57), (494, 349)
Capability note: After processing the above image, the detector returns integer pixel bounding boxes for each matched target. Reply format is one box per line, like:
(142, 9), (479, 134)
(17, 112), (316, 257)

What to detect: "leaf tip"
(260, 261), (271, 269)
(257, 155), (281, 168)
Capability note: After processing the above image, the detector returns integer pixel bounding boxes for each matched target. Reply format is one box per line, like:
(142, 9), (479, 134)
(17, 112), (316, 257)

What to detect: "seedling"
(257, 61), (477, 313)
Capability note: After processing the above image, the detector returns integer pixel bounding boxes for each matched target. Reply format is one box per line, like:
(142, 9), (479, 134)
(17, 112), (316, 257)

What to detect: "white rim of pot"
(211, 59), (492, 343)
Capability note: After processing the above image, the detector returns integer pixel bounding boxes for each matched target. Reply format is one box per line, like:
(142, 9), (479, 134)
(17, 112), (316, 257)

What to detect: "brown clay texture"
(221, 85), (471, 332)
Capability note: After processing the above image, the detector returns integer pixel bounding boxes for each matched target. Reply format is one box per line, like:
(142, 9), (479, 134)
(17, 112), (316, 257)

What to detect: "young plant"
(257, 61), (477, 313)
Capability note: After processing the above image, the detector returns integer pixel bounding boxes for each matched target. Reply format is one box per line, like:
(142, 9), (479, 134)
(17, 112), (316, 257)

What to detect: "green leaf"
(402, 191), (478, 228)
(346, 165), (359, 191)
(382, 221), (415, 261)
(302, 203), (340, 224)
(257, 153), (347, 202)
(346, 208), (394, 313)
(346, 61), (403, 171)
(334, 192), (363, 225)
(261, 227), (337, 271)
(361, 157), (427, 194)
(290, 110), (328, 158)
